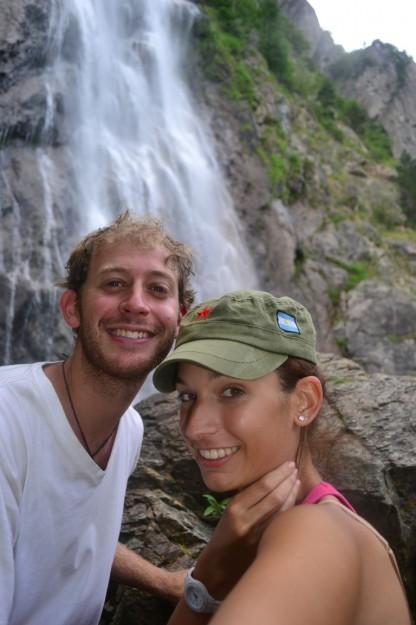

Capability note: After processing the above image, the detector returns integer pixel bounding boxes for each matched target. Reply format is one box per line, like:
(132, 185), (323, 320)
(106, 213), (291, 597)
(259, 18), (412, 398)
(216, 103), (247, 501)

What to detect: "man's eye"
(106, 279), (123, 288)
(149, 284), (169, 295)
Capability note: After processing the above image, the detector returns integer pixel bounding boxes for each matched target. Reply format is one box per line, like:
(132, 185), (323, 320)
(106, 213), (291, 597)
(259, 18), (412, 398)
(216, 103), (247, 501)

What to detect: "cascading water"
(45, 0), (257, 299)
(0, 0), (258, 366)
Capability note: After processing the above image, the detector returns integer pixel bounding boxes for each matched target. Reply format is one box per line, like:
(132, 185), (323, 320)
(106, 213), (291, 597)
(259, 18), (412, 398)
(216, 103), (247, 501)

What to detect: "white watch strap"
(184, 567), (222, 614)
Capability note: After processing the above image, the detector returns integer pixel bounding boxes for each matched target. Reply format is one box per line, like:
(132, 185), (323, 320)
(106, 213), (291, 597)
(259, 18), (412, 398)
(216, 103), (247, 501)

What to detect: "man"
(0, 212), (298, 625)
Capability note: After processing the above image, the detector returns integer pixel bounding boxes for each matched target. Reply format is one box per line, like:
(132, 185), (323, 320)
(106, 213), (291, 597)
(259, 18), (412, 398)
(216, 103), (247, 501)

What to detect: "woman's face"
(176, 363), (300, 492)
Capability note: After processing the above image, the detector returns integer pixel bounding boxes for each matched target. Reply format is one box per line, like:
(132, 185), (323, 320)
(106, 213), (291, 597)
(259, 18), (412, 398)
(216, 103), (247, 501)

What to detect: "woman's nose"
(181, 398), (219, 441)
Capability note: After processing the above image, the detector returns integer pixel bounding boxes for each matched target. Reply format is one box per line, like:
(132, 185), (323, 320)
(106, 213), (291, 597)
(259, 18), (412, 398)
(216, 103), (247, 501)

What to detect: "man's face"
(72, 241), (181, 383)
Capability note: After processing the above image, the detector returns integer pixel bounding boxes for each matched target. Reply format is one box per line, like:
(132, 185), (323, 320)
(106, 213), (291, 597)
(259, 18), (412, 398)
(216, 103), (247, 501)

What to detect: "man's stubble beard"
(76, 321), (176, 384)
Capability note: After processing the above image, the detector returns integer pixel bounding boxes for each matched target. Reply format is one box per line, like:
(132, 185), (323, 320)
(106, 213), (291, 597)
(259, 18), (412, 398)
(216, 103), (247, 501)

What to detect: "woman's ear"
(292, 376), (323, 427)
(60, 290), (80, 330)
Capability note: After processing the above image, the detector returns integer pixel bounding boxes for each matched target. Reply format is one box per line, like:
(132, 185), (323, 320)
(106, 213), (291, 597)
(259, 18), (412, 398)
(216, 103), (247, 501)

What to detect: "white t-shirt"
(0, 363), (143, 625)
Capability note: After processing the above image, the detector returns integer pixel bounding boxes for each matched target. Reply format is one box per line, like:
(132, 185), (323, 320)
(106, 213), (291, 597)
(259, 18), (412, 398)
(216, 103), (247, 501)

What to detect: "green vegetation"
(344, 261), (370, 290)
(387, 332), (416, 343)
(206, 6), (393, 162)
(328, 287), (341, 307)
(335, 336), (349, 356)
(396, 152), (416, 225)
(329, 258), (372, 290)
(383, 228), (416, 243)
(372, 198), (405, 229)
(313, 77), (393, 162)
(199, 0), (310, 98)
(202, 493), (230, 519)
(198, 1), (396, 205)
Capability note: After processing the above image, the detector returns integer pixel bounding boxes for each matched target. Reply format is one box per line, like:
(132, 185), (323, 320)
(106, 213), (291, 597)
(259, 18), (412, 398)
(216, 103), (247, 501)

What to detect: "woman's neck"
(296, 453), (322, 502)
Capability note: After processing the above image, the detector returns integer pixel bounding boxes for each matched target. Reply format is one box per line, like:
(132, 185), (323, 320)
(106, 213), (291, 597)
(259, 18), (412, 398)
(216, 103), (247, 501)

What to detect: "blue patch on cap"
(276, 311), (300, 334)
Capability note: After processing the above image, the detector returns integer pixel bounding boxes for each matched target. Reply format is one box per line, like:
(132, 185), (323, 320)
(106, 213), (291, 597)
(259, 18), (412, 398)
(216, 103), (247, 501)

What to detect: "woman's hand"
(191, 461), (299, 599)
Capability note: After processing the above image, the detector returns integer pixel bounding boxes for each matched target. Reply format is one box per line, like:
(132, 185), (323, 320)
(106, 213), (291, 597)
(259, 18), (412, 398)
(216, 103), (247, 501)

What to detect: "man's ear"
(292, 376), (323, 426)
(175, 303), (187, 336)
(60, 290), (80, 330)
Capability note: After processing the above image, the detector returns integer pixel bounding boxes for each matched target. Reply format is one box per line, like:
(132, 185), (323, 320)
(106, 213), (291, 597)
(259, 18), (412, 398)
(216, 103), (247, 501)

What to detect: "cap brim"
(153, 339), (288, 393)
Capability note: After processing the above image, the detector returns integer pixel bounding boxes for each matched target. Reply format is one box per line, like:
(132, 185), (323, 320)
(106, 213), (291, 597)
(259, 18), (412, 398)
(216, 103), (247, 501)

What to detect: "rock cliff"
(278, 0), (344, 68)
(1, 0), (416, 375)
(278, 0), (416, 158)
(191, 2), (416, 375)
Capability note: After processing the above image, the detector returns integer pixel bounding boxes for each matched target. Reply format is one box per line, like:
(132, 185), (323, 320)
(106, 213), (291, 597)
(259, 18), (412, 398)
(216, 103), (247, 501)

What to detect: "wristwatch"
(183, 567), (221, 614)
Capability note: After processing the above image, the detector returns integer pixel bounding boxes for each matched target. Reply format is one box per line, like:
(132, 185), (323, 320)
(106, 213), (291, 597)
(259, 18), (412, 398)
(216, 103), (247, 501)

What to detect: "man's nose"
(119, 286), (150, 315)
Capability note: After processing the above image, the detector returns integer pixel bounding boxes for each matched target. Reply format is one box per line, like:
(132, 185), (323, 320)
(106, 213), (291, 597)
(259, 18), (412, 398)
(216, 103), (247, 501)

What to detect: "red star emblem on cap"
(197, 306), (212, 319)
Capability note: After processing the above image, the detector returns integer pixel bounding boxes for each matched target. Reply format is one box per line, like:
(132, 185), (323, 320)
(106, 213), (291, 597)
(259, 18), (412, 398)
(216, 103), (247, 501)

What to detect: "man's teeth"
(113, 329), (150, 339)
(199, 447), (238, 460)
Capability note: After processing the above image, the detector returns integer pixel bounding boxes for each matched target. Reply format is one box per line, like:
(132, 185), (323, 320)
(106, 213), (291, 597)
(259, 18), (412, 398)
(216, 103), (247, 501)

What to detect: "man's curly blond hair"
(59, 211), (195, 308)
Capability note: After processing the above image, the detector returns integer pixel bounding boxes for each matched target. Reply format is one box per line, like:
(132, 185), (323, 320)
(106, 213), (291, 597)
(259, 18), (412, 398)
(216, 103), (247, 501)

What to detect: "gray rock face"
(100, 353), (416, 624)
(279, 0), (416, 158)
(279, 0), (344, 68)
(329, 42), (416, 159)
(0, 1), (50, 93)
(340, 280), (416, 375)
(0, 0), (76, 364)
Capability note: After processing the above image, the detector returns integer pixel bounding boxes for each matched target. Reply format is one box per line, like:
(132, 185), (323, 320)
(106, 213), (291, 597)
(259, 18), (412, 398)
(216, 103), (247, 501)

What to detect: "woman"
(154, 290), (412, 625)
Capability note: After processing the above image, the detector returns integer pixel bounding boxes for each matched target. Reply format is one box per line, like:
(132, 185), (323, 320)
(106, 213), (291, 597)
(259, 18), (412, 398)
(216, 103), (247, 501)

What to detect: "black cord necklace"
(61, 361), (118, 458)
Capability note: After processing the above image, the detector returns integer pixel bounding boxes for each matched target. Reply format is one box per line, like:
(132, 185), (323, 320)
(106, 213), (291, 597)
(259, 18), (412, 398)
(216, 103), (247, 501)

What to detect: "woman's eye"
(222, 387), (244, 399)
(177, 391), (194, 403)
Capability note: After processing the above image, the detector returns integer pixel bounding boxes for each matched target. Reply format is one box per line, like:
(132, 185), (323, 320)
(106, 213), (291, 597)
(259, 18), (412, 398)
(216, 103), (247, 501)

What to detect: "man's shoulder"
(123, 404), (144, 433)
(0, 363), (47, 431)
(0, 362), (41, 387)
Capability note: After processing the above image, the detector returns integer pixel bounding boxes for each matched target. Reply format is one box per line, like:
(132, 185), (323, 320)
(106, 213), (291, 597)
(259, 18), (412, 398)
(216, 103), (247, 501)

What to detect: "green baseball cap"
(153, 290), (317, 393)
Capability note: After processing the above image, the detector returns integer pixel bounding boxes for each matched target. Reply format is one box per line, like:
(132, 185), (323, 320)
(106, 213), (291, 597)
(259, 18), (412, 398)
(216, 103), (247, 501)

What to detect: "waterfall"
(0, 0), (258, 365)
(44, 0), (257, 300)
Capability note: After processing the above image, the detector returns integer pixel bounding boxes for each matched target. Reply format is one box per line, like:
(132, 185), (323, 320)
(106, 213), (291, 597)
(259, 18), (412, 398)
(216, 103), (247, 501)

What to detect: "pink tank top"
(302, 481), (356, 512)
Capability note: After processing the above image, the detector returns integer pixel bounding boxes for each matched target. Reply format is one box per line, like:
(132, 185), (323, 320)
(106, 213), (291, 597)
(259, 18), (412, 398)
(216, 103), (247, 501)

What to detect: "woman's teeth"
(199, 446), (239, 460)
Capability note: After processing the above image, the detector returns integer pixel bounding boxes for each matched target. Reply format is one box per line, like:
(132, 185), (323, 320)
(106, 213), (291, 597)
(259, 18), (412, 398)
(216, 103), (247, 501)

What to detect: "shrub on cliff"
(397, 151), (416, 225)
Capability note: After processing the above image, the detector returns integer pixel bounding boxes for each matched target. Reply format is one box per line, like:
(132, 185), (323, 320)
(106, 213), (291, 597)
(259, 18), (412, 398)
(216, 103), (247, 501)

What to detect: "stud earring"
(298, 415), (307, 423)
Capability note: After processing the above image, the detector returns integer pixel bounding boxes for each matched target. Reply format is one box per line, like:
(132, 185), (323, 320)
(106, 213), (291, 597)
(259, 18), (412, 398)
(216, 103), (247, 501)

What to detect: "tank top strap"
(302, 481), (356, 512)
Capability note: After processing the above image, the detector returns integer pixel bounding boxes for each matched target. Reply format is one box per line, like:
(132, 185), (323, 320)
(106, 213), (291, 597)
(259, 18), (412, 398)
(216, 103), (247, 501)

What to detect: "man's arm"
(111, 543), (186, 604)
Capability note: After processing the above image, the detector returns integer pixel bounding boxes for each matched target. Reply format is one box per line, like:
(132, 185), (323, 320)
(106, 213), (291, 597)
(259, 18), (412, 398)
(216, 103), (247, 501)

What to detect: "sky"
(308, 0), (416, 61)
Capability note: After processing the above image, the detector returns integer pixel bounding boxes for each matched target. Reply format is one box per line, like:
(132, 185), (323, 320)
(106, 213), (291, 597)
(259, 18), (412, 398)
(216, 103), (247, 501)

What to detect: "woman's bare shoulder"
(209, 502), (363, 625)
(259, 500), (361, 570)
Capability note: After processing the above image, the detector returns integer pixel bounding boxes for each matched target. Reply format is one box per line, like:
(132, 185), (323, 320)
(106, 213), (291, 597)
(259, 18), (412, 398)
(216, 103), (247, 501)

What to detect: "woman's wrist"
(192, 552), (228, 600)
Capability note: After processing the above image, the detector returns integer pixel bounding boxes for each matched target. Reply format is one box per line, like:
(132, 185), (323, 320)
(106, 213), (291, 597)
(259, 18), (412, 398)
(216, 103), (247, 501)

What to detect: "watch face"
(185, 583), (206, 611)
